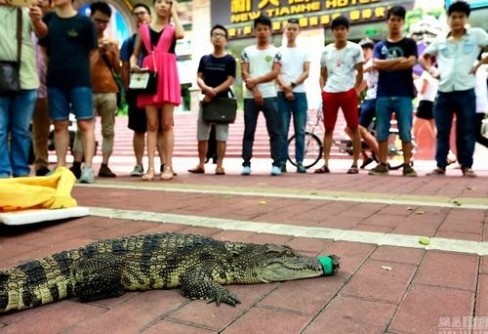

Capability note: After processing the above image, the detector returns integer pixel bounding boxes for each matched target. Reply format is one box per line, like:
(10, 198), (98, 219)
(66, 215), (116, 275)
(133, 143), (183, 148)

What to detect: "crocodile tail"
(0, 251), (74, 314)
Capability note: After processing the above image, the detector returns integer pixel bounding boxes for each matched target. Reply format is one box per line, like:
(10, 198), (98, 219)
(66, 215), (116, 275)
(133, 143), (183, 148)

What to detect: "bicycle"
(287, 104), (413, 170)
(287, 106), (324, 169)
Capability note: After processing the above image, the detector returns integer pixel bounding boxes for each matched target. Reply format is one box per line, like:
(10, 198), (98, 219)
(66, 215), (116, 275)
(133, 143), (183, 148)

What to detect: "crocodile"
(0, 232), (340, 314)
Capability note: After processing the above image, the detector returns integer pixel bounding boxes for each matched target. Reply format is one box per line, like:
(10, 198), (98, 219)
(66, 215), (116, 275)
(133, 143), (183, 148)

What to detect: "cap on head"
(359, 38), (375, 48)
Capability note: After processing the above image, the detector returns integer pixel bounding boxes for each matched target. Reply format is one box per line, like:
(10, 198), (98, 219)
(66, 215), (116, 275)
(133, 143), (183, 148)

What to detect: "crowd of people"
(0, 0), (487, 183)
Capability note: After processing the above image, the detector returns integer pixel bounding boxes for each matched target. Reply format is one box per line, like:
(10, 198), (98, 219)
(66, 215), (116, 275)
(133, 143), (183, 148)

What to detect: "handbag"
(128, 51), (158, 94)
(128, 71), (157, 94)
(0, 9), (22, 96)
(201, 90), (237, 124)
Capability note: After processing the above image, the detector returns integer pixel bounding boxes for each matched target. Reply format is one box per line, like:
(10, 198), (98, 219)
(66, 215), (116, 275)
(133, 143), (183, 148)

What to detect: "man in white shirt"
(241, 14), (283, 176)
(316, 16), (364, 174)
(422, 0), (488, 177)
(276, 18), (310, 173)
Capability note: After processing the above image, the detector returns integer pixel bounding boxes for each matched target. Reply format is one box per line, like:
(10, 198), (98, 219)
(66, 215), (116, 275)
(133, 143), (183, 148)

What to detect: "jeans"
(277, 92), (308, 164)
(48, 86), (94, 121)
(0, 89), (38, 177)
(434, 89), (476, 169)
(242, 97), (283, 167)
(375, 96), (413, 142)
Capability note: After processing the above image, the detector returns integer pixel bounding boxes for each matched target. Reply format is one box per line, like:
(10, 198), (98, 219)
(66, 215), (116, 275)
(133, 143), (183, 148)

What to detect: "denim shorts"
(375, 96), (413, 142)
(359, 98), (376, 128)
(48, 86), (94, 121)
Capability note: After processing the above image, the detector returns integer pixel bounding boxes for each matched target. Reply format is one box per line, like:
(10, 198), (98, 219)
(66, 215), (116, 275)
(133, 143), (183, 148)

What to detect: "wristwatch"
(290, 82), (297, 88)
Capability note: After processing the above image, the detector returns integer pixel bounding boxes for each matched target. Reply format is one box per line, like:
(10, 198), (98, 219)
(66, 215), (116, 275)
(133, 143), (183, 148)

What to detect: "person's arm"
(245, 62), (280, 89)
(170, 2), (184, 40)
(389, 55), (417, 71)
(29, 4), (47, 38)
(120, 39), (130, 89)
(319, 66), (327, 91)
(354, 62), (364, 92)
(130, 34), (143, 72)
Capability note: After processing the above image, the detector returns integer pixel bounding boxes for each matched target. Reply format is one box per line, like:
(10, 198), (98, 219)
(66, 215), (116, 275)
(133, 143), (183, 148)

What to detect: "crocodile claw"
(208, 290), (241, 306)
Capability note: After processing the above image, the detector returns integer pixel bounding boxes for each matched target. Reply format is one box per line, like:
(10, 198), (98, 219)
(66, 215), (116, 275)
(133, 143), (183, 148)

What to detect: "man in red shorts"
(316, 16), (364, 174)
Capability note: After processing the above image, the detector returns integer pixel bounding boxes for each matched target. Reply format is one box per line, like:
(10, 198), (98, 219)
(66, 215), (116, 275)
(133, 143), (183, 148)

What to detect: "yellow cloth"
(0, 167), (77, 212)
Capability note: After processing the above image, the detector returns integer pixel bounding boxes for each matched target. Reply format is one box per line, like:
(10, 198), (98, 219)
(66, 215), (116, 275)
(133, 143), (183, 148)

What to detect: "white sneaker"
(79, 166), (95, 184)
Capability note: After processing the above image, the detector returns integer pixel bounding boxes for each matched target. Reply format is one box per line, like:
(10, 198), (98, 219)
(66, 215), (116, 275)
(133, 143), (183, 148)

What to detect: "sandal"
(215, 166), (225, 175)
(188, 166), (205, 174)
(347, 165), (359, 174)
(142, 168), (155, 181)
(314, 165), (330, 174)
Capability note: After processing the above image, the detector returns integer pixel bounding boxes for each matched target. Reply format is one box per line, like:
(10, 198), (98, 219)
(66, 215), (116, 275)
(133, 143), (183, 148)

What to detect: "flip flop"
(314, 165), (330, 174)
(188, 166), (205, 174)
(215, 167), (225, 175)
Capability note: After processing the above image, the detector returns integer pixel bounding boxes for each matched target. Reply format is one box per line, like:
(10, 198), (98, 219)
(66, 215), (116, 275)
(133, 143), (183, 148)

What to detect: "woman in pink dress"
(130, 0), (184, 180)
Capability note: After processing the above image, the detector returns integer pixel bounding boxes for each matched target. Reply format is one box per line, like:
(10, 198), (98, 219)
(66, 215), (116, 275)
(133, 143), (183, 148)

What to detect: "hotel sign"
(211, 0), (414, 39)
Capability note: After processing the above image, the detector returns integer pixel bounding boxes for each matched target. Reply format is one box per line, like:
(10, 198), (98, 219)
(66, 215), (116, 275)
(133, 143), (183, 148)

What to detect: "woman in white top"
(413, 56), (439, 140)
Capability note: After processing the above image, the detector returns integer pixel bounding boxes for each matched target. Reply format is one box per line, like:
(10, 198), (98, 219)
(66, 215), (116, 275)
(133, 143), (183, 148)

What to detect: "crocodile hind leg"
(72, 254), (125, 302)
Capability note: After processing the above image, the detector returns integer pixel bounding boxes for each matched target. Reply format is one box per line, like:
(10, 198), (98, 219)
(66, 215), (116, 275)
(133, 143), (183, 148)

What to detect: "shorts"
(416, 100), (434, 120)
(322, 89), (359, 131)
(47, 86), (94, 121)
(197, 107), (229, 141)
(359, 98), (376, 128)
(375, 96), (413, 142)
(127, 90), (147, 133)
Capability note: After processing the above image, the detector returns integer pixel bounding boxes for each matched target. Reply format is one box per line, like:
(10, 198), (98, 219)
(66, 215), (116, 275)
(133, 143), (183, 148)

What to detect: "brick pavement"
(1, 161), (488, 334)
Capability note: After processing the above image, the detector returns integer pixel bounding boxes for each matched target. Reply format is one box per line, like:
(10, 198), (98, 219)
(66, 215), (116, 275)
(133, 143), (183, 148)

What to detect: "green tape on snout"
(318, 256), (334, 276)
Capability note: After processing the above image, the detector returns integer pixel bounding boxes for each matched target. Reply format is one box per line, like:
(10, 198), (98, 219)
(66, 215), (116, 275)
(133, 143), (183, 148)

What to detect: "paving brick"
(245, 233), (292, 245)
(324, 241), (377, 277)
(66, 290), (187, 334)
(220, 306), (312, 334)
(168, 283), (277, 331)
(143, 320), (216, 334)
(285, 237), (332, 254)
(389, 284), (474, 333)
(302, 295), (396, 334)
(370, 246), (425, 265)
(355, 224), (395, 233)
(434, 231), (481, 241)
(438, 218), (484, 235)
(413, 251), (478, 291)
(393, 221), (440, 237)
(475, 274), (488, 317)
(341, 259), (417, 303)
(1, 300), (106, 334)
(258, 274), (346, 315)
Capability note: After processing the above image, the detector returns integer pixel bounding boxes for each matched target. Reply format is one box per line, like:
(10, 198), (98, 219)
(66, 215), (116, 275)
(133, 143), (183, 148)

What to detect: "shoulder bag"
(101, 53), (124, 107)
(201, 89), (237, 124)
(0, 8), (22, 96)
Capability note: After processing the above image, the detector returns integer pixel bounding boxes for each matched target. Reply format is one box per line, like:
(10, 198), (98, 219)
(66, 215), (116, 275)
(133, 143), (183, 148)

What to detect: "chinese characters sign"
(211, 0), (414, 39)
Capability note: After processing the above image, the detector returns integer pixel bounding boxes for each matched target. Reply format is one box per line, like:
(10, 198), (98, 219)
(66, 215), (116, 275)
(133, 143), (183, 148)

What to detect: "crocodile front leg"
(72, 254), (125, 302)
(180, 270), (241, 306)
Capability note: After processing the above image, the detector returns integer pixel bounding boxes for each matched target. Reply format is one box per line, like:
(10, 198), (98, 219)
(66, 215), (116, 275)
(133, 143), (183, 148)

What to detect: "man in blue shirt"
(421, 1), (488, 178)
(368, 6), (418, 177)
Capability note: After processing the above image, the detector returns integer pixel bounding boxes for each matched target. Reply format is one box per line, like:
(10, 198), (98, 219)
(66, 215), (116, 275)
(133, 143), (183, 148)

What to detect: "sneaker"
(241, 166), (251, 175)
(161, 166), (174, 180)
(368, 163), (389, 176)
(426, 167), (445, 176)
(69, 164), (82, 179)
(462, 168), (477, 178)
(35, 166), (51, 176)
(271, 166), (281, 176)
(79, 166), (95, 184)
(296, 163), (307, 174)
(98, 165), (116, 178)
(402, 163), (417, 177)
(130, 165), (144, 177)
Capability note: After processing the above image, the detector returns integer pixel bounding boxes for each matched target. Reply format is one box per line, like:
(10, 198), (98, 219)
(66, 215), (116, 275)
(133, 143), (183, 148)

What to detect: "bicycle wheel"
(288, 132), (323, 169)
